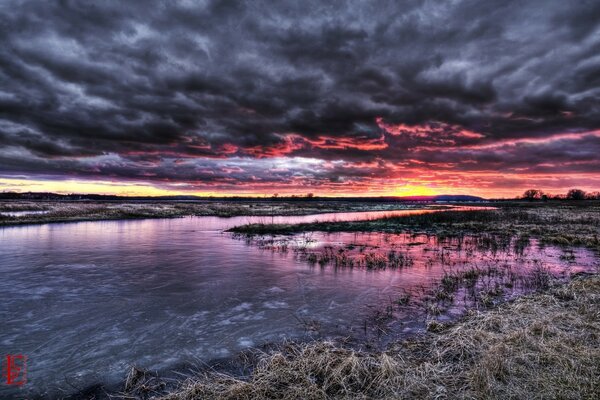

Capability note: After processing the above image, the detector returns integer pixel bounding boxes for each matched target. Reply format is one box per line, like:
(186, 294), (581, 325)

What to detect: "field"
(0, 200), (425, 226)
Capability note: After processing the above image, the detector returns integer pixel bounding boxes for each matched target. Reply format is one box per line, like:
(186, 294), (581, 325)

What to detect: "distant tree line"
(522, 188), (600, 201)
(271, 193), (314, 199)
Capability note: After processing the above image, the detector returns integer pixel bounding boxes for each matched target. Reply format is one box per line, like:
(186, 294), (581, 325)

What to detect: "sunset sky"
(1, 1), (600, 198)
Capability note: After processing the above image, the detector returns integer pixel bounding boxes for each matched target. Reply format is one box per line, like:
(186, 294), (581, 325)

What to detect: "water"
(253, 232), (598, 337)
(0, 207), (596, 397)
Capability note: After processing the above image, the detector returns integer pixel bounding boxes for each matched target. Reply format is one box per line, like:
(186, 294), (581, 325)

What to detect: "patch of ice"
(237, 337), (254, 347)
(263, 300), (288, 309)
(231, 302), (252, 312)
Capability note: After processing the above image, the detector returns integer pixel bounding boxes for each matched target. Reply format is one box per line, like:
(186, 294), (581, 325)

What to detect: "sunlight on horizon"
(0, 177), (527, 198)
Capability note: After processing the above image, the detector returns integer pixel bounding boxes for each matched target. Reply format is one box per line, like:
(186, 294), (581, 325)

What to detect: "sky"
(1, 0), (600, 198)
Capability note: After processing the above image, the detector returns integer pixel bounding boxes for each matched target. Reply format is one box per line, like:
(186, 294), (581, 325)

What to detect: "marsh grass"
(125, 276), (599, 400)
(299, 245), (415, 270)
(0, 200), (421, 226)
(422, 262), (550, 321)
(230, 202), (600, 252)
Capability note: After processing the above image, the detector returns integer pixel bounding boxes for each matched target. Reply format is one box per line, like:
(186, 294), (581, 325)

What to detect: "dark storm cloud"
(1, 0), (600, 188)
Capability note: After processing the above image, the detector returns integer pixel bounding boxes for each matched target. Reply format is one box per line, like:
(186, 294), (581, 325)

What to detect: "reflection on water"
(249, 232), (598, 341)
(0, 208), (596, 397)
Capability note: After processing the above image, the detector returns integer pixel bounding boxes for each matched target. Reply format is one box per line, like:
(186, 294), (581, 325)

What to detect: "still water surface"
(0, 207), (596, 397)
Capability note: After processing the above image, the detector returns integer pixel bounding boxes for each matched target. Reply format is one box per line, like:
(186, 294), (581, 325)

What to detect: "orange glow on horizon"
(0, 178), (447, 197)
(2, 176), (598, 199)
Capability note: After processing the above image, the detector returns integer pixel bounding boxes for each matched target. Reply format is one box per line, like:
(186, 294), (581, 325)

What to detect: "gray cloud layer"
(1, 0), (600, 191)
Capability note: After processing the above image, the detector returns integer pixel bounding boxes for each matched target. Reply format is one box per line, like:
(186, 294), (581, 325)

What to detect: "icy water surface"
(0, 207), (597, 397)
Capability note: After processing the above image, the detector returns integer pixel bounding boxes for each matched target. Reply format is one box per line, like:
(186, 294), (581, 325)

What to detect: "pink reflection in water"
(248, 230), (599, 341)
(234, 205), (493, 226)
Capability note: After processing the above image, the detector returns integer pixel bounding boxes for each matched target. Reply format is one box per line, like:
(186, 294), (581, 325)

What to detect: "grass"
(122, 275), (599, 399)
(230, 209), (502, 235)
(0, 200), (423, 226)
(296, 246), (414, 270)
(230, 202), (600, 251)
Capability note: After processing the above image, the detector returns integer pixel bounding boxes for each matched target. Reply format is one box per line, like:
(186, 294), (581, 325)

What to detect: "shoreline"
(151, 273), (600, 400)
(59, 272), (599, 399)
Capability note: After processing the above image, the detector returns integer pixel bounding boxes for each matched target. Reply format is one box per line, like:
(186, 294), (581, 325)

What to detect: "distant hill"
(430, 195), (485, 202)
(378, 195), (485, 202)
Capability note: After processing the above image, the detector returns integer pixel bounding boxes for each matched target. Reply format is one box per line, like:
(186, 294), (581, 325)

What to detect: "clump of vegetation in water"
(254, 239), (418, 271)
(422, 262), (551, 323)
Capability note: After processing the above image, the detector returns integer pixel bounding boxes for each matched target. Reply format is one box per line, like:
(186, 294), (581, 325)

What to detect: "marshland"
(0, 200), (598, 399)
(0, 199), (434, 226)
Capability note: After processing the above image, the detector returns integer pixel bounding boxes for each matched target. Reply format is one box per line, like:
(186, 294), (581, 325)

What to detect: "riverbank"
(0, 200), (430, 226)
(116, 274), (598, 399)
(230, 202), (600, 251)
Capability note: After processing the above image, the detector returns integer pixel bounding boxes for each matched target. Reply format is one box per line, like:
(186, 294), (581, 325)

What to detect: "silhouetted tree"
(586, 191), (600, 200)
(522, 189), (544, 201)
(306, 192), (314, 198)
(566, 189), (586, 200)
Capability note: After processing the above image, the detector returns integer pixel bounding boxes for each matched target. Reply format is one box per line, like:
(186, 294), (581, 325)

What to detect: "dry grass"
(142, 275), (600, 400)
(0, 200), (419, 226)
